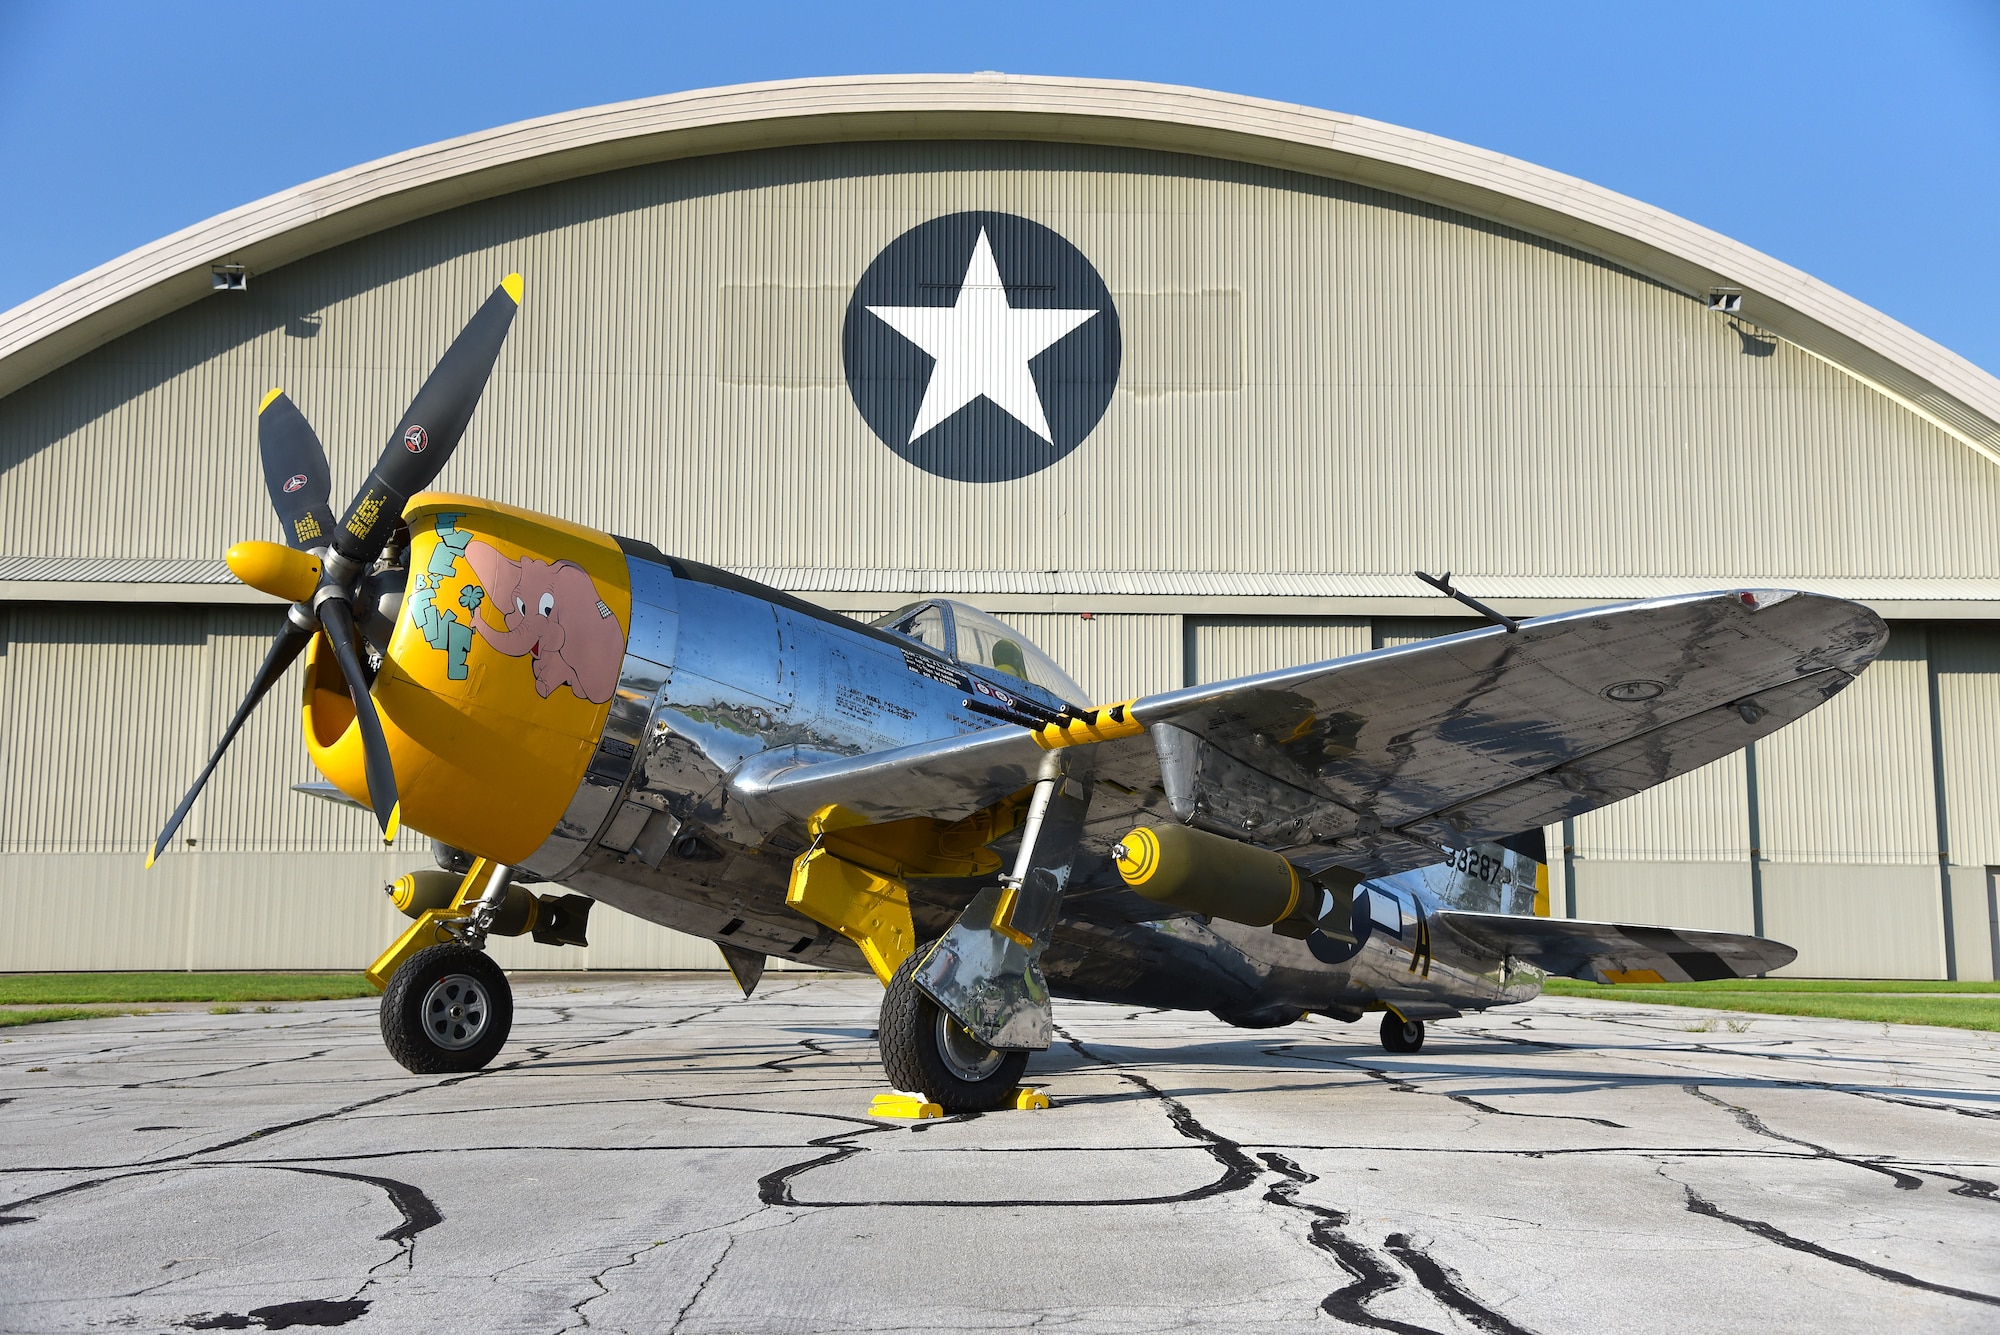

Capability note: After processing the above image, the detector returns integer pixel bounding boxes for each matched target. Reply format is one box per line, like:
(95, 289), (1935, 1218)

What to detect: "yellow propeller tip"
(258, 387), (285, 413)
(501, 273), (523, 305)
(144, 848), (157, 870)
(384, 803), (402, 843)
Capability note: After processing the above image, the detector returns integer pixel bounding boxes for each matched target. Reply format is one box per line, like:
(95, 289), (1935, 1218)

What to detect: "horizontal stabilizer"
(1438, 910), (1795, 983)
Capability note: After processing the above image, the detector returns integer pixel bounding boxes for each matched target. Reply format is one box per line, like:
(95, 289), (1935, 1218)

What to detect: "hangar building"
(3, 75), (1997, 979)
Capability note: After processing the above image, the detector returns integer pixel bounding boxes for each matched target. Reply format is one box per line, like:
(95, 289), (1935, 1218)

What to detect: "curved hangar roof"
(3, 74), (1999, 618)
(5, 74), (1997, 455)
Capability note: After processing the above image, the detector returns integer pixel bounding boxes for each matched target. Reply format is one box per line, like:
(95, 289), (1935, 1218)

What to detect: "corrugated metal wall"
(1933, 626), (2000, 866)
(4, 137), (1999, 977)
(0, 604), (724, 972)
(1187, 617), (1369, 684)
(3, 599), (1998, 977)
(5, 142), (1996, 582)
(1000, 613), (1182, 704)
(1757, 629), (1936, 865)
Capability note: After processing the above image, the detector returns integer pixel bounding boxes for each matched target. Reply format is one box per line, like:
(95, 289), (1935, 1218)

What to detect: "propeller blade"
(332, 275), (521, 564)
(147, 618), (315, 867)
(256, 389), (337, 551)
(312, 596), (400, 841)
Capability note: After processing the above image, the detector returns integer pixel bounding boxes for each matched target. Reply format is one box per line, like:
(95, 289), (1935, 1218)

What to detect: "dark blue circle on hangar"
(842, 210), (1122, 484)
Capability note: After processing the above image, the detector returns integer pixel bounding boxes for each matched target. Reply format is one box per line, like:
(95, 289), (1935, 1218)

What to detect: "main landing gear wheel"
(878, 949), (1029, 1113)
(1380, 1012), (1425, 1054)
(381, 943), (513, 1074)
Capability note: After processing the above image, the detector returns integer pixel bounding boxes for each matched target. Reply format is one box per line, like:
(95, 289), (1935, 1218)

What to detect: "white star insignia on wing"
(867, 228), (1098, 444)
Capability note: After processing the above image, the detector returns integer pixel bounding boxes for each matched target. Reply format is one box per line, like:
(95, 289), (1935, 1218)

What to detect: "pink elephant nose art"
(460, 538), (624, 704)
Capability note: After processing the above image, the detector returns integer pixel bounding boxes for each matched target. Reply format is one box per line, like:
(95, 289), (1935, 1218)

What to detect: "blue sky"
(3, 1), (1997, 373)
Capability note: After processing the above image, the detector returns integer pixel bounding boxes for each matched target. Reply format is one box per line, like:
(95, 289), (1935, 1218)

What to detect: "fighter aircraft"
(152, 277), (1888, 1111)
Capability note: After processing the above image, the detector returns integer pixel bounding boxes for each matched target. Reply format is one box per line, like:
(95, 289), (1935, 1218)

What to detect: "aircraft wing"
(1436, 910), (1797, 983)
(1125, 588), (1885, 877)
(731, 589), (1885, 878)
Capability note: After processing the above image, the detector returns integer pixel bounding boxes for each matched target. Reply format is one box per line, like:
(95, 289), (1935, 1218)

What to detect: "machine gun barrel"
(962, 697), (1048, 730)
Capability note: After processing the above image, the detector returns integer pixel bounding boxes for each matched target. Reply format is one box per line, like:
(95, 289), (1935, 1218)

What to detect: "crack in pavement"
(9, 983), (1996, 1331)
(1267, 1042), (1628, 1129)
(743, 1052), (1535, 1333)
(1257, 1151), (1535, 1335)
(752, 1028), (1265, 1210)
(1547, 1011), (2000, 1121)
(757, 1035), (844, 1074)
(666, 1231), (736, 1333)
(272, 1165), (443, 1271)
(182, 1296), (372, 1329)
(1467, 1014), (2000, 1130)
(1382, 1233), (1537, 1335)
(1680, 1183), (2000, 1311)
(1924, 1169), (2000, 1204)
(1062, 1034), (1534, 1333)
(0, 1160), (440, 1279)
(1681, 1084), (1924, 1191)
(119, 1047), (335, 1090)
(1, 1023), (668, 1181)
(0, 1019), (690, 1262)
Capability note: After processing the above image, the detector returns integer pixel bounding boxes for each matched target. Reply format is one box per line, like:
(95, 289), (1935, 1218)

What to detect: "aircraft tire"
(878, 948), (1028, 1113)
(380, 943), (513, 1074)
(1380, 1011), (1425, 1054)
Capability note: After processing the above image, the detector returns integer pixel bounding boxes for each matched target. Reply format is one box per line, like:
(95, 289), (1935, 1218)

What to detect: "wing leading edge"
(1125, 588), (1885, 877)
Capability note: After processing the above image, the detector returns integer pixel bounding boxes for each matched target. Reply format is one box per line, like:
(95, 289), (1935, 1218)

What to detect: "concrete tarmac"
(2, 973), (1997, 1334)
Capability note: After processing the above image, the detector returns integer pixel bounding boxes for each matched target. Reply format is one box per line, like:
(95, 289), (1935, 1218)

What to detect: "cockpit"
(871, 600), (1087, 707)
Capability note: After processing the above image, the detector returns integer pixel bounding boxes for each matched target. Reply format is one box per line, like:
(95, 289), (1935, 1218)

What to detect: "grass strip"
(1543, 977), (2000, 996)
(0, 1006), (160, 1028)
(0, 972), (375, 1005)
(1545, 982), (2000, 1032)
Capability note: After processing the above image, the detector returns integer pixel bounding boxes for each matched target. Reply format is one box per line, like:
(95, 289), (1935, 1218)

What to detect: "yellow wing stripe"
(1031, 699), (1144, 750)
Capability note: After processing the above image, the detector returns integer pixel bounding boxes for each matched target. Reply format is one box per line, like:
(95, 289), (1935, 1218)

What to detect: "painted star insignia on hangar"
(842, 211), (1122, 483)
(866, 229), (1098, 445)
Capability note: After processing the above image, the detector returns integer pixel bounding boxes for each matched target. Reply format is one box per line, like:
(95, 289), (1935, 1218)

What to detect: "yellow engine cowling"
(303, 493), (632, 864)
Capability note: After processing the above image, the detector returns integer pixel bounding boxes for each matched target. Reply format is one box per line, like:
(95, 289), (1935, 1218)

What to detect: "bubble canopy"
(871, 600), (1086, 706)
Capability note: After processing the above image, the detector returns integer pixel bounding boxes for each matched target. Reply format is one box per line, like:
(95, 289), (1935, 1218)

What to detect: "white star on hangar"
(865, 228), (1099, 445)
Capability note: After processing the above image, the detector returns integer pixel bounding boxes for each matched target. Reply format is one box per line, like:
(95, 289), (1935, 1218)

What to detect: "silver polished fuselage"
(514, 550), (1543, 1024)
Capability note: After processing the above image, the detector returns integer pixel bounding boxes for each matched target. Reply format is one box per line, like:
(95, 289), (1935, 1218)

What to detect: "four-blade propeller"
(148, 275), (522, 866)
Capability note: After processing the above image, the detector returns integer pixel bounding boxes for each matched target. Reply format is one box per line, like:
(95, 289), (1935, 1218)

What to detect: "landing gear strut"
(1380, 1011), (1425, 1054)
(879, 949), (1028, 1112)
(381, 943), (514, 1073)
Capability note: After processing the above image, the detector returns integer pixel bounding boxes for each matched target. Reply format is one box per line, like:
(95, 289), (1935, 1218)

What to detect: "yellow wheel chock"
(868, 1087), (1050, 1118)
(869, 1092), (943, 1120)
